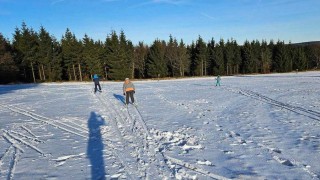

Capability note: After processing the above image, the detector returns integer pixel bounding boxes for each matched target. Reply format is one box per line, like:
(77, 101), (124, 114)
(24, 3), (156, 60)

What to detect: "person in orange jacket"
(123, 78), (135, 106)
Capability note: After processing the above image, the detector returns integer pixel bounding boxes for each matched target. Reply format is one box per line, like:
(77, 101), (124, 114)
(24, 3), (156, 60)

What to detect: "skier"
(123, 78), (135, 106)
(215, 75), (221, 86)
(93, 74), (102, 93)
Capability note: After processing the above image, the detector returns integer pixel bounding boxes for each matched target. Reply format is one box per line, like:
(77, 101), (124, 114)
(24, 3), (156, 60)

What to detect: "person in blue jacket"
(215, 75), (221, 86)
(93, 74), (102, 93)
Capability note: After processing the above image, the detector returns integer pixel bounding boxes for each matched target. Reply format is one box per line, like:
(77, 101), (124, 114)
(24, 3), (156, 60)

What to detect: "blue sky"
(0, 0), (319, 45)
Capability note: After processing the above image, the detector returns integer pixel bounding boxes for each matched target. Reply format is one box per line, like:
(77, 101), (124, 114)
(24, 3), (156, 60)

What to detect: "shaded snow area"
(1, 72), (320, 180)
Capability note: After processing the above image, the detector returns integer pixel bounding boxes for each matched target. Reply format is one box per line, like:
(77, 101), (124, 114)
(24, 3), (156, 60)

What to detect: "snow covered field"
(0, 72), (320, 180)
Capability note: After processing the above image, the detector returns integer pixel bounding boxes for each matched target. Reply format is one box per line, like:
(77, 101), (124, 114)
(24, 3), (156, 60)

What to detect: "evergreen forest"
(1, 22), (320, 84)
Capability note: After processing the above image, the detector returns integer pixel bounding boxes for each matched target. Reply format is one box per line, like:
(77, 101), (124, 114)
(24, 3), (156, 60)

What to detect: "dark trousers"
(126, 91), (134, 104)
(94, 83), (101, 92)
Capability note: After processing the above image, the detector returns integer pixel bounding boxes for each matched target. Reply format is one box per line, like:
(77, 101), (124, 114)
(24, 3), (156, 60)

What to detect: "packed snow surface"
(0, 72), (320, 179)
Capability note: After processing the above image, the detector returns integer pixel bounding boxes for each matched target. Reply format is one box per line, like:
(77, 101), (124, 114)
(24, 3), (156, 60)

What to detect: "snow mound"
(196, 160), (213, 166)
(150, 127), (203, 153)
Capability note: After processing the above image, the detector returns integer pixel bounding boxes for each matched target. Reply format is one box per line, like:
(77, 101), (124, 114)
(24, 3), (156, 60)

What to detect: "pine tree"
(105, 31), (119, 80)
(133, 42), (148, 78)
(232, 40), (241, 74)
(293, 47), (307, 71)
(61, 28), (82, 81)
(207, 38), (215, 75)
(287, 42), (294, 72)
(273, 41), (290, 72)
(251, 40), (261, 73)
(146, 39), (167, 78)
(224, 39), (234, 75)
(304, 45), (320, 69)
(194, 36), (207, 76)
(82, 34), (104, 80)
(214, 39), (225, 75)
(0, 33), (19, 83)
(104, 31), (132, 80)
(119, 31), (134, 80)
(177, 39), (189, 77)
(260, 40), (272, 73)
(37, 26), (54, 81)
(50, 38), (63, 81)
(241, 40), (254, 73)
(12, 22), (39, 83)
(165, 35), (179, 77)
(188, 42), (197, 76)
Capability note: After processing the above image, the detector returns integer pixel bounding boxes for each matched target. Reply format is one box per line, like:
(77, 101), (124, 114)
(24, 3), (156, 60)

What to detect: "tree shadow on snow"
(113, 94), (125, 104)
(87, 112), (106, 180)
(234, 75), (320, 78)
(224, 166), (258, 179)
(192, 84), (213, 87)
(0, 84), (39, 96)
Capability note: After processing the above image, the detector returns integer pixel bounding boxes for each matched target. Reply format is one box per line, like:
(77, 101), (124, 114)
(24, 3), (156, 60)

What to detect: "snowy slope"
(0, 72), (320, 179)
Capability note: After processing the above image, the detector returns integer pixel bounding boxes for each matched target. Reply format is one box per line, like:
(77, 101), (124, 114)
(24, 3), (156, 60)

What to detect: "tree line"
(1, 22), (320, 84)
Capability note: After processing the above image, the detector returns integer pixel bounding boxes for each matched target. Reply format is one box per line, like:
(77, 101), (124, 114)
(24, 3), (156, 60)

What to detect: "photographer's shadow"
(87, 112), (106, 180)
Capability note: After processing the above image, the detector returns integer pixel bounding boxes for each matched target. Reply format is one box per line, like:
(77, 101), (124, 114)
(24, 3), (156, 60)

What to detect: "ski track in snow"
(96, 92), (173, 179)
(1, 123), (47, 179)
(143, 77), (320, 179)
(99, 89), (232, 179)
(220, 86), (320, 178)
(0, 136), (21, 180)
(4, 130), (44, 155)
(2, 133), (25, 153)
(0, 145), (14, 167)
(224, 86), (320, 122)
(0, 102), (90, 179)
(1, 98), (138, 179)
(20, 125), (38, 138)
(0, 103), (88, 138)
(95, 93), (142, 179)
(94, 90), (228, 179)
(7, 147), (20, 180)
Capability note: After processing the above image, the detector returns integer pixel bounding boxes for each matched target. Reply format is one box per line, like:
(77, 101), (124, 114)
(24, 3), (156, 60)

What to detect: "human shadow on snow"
(87, 112), (106, 180)
(113, 94), (125, 104)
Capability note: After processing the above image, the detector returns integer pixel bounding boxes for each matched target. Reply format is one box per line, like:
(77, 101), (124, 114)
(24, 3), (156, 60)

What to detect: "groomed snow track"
(95, 91), (231, 180)
(224, 87), (320, 122)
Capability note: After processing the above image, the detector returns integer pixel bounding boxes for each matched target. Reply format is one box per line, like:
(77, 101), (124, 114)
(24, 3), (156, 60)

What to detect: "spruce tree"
(273, 41), (290, 72)
(82, 34), (104, 80)
(133, 42), (148, 78)
(293, 47), (307, 71)
(207, 38), (215, 75)
(0, 34), (19, 83)
(241, 40), (254, 73)
(146, 39), (167, 78)
(104, 31), (132, 80)
(165, 35), (179, 77)
(177, 39), (189, 77)
(50, 38), (63, 81)
(188, 42), (197, 76)
(260, 40), (272, 73)
(214, 39), (225, 75)
(194, 36), (207, 76)
(232, 40), (241, 74)
(304, 45), (320, 69)
(224, 39), (234, 75)
(126, 40), (135, 79)
(12, 22), (39, 82)
(251, 40), (261, 73)
(61, 28), (81, 81)
(37, 26), (54, 81)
